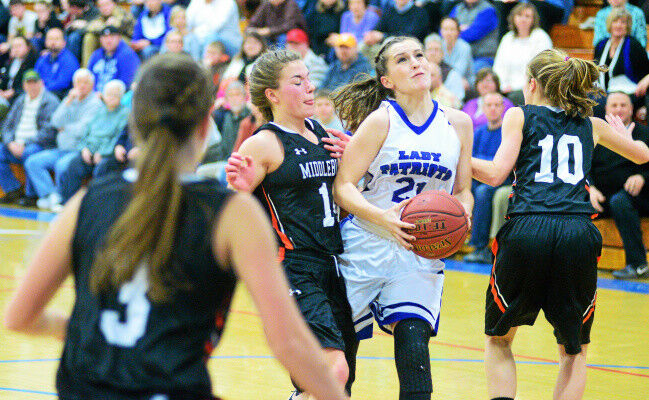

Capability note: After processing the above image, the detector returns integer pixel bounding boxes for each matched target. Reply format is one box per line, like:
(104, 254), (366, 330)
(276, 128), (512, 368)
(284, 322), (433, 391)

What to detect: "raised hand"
(322, 128), (350, 159)
(225, 152), (256, 192)
(605, 114), (634, 138)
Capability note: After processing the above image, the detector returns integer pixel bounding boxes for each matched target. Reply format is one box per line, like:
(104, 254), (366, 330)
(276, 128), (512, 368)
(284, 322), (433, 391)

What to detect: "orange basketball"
(401, 190), (469, 259)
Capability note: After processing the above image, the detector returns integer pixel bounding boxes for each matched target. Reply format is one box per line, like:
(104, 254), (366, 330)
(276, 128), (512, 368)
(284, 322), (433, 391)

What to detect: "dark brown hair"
(332, 36), (416, 132)
(508, 2), (540, 36)
(90, 53), (213, 302)
(527, 49), (606, 118)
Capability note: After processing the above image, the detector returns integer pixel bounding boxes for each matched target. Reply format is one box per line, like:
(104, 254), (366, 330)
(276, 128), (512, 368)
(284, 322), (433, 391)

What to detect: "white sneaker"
(48, 193), (62, 212)
(36, 197), (51, 210)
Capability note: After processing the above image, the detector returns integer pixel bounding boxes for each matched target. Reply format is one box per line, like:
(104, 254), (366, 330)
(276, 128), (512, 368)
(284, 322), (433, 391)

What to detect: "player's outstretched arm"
(214, 193), (349, 400)
(472, 107), (523, 186)
(4, 190), (86, 339)
(332, 108), (416, 248)
(592, 115), (649, 164)
(443, 106), (475, 220)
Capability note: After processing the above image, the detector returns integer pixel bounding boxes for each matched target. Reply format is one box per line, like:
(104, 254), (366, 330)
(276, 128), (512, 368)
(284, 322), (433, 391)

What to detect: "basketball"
(401, 190), (469, 259)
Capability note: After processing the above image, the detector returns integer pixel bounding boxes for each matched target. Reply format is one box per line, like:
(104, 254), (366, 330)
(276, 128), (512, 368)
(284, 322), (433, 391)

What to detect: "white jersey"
(353, 99), (461, 239)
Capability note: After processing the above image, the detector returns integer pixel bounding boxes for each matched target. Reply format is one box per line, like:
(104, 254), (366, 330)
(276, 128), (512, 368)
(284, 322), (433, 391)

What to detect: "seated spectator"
(306, 0), (344, 58)
(0, 35), (38, 105)
(93, 125), (139, 178)
(246, 0), (307, 46)
(205, 80), (249, 163)
(314, 89), (343, 131)
(24, 69), (102, 210)
(88, 25), (141, 92)
(339, 0), (379, 45)
(6, 0), (37, 41)
(202, 41), (230, 88)
(493, 3), (552, 106)
(593, 0), (646, 48)
(186, 0), (243, 57)
(221, 32), (266, 86)
(82, 0), (135, 66)
(130, 0), (172, 60)
(61, 0), (100, 62)
(31, 0), (63, 52)
(440, 16), (474, 90)
(449, 0), (498, 72)
(35, 28), (80, 98)
(57, 79), (128, 203)
(320, 33), (372, 92)
(464, 92), (506, 264)
(0, 70), (59, 205)
(162, 6), (200, 61)
(285, 28), (328, 88)
(363, 0), (431, 48)
(424, 33), (465, 102)
(233, 102), (263, 150)
(591, 92), (649, 279)
(430, 63), (460, 109)
(594, 8), (649, 96)
(462, 67), (513, 129)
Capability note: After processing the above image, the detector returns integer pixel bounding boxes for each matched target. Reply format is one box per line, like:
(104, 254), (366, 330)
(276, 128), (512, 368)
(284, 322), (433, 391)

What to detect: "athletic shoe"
(463, 247), (492, 264)
(612, 264), (649, 279)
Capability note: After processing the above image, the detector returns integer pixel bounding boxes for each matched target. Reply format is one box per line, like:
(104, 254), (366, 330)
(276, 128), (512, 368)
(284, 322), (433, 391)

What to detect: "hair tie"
(160, 113), (186, 138)
(565, 56), (571, 61)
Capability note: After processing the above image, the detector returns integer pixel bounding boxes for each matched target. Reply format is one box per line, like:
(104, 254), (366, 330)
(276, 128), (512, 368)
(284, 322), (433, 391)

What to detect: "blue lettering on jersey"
(379, 162), (453, 181)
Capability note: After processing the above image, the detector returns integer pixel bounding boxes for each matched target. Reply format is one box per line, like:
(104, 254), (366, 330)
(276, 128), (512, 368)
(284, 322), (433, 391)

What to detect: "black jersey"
(57, 171), (235, 400)
(507, 105), (596, 216)
(253, 119), (344, 257)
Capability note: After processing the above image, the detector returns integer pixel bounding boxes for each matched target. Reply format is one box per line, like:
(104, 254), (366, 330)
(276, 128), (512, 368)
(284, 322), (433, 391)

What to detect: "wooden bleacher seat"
(592, 218), (649, 270)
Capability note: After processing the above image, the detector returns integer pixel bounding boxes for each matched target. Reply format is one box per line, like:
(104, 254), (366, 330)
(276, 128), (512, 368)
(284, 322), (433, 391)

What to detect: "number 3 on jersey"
(534, 134), (584, 184)
(100, 266), (151, 347)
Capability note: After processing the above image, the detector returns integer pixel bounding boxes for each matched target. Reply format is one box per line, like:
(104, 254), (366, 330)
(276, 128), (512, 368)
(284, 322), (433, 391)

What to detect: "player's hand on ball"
(377, 199), (416, 249)
(225, 152), (256, 192)
(322, 128), (350, 159)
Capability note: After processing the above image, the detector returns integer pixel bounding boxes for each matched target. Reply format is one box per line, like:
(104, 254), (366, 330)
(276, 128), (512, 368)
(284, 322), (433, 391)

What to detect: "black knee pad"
(393, 318), (433, 400)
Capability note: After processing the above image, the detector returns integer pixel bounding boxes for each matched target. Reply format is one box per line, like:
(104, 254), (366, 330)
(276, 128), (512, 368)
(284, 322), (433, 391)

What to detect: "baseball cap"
(22, 70), (40, 82)
(286, 29), (309, 44)
(334, 33), (357, 48)
(100, 25), (120, 36)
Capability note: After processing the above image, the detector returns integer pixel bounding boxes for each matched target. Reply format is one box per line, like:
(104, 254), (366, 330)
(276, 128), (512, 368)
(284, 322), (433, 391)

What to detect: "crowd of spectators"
(0, 0), (647, 277)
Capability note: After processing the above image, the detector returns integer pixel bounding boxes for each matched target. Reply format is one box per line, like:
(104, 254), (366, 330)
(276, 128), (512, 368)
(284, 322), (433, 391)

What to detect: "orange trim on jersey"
(277, 246), (286, 263)
(508, 192), (513, 198)
(489, 239), (506, 313)
(583, 293), (597, 323)
(261, 187), (294, 251)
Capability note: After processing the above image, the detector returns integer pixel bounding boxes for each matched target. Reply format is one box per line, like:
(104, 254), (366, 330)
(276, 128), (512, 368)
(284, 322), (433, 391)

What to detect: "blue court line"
(0, 207), (55, 222)
(444, 260), (649, 295)
(3, 356), (648, 370)
(0, 387), (56, 396)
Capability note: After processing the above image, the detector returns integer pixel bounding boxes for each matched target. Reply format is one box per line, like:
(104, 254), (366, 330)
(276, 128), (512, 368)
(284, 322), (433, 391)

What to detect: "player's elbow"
(3, 311), (30, 333)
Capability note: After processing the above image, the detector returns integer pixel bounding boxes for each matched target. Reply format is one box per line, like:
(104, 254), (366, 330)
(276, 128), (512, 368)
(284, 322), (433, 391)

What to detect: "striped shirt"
(14, 91), (43, 143)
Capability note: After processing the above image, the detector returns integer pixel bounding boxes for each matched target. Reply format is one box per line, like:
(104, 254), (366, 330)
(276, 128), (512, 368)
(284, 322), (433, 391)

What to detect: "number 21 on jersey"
(534, 134), (584, 184)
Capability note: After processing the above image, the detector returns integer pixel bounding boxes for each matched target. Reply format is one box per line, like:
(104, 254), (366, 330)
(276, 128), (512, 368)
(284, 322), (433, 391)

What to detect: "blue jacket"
(132, 4), (171, 46)
(34, 48), (80, 95)
(321, 54), (373, 92)
(88, 40), (141, 92)
(473, 125), (502, 161)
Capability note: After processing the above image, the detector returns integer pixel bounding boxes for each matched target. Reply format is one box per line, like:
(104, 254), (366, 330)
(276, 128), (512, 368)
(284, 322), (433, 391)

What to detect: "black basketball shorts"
(283, 251), (355, 352)
(485, 214), (602, 355)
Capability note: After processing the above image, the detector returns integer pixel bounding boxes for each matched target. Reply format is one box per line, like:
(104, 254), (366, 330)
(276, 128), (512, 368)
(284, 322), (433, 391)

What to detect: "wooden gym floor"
(0, 207), (648, 399)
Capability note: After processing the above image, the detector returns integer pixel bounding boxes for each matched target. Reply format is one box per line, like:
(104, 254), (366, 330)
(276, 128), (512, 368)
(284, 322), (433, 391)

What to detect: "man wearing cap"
(87, 25), (140, 92)
(0, 69), (59, 205)
(35, 27), (80, 98)
(286, 28), (328, 89)
(320, 32), (371, 92)
(82, 0), (134, 66)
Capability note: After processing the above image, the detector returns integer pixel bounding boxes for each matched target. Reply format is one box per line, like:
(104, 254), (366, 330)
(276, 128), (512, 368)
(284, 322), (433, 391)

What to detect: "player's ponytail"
(527, 49), (606, 118)
(332, 36), (414, 132)
(90, 54), (213, 303)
